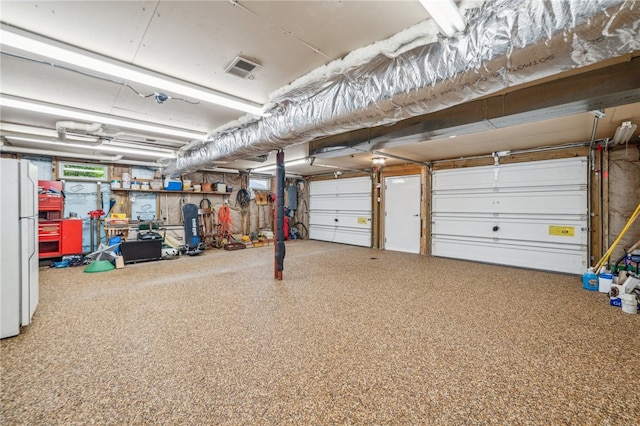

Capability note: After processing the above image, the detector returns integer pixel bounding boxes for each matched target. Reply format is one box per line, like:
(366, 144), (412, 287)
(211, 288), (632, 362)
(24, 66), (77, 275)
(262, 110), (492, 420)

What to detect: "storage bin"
(164, 178), (182, 191)
(598, 272), (613, 293)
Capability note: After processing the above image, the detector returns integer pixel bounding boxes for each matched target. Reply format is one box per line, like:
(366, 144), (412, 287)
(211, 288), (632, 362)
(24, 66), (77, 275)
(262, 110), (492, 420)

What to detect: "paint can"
(110, 179), (121, 189)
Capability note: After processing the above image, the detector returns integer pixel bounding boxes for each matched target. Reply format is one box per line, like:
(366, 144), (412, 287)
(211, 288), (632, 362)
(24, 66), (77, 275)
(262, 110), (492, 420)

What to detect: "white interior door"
(431, 157), (588, 274)
(309, 177), (372, 247)
(384, 175), (421, 253)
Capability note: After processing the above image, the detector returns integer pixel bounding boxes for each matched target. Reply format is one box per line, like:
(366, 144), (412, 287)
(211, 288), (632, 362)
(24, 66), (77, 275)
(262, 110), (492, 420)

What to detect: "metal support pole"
(274, 150), (285, 280)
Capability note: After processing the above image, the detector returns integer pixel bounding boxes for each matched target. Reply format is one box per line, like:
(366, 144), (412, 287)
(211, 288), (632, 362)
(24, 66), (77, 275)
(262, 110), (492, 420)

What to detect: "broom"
(593, 202), (640, 273)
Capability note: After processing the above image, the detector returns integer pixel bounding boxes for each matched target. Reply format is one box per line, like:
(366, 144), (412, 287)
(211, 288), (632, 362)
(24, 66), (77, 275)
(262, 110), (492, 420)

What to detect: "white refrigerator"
(1, 158), (39, 339)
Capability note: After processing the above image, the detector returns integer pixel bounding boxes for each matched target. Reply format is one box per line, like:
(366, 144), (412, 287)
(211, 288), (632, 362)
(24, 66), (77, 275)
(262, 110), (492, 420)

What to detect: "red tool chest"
(37, 180), (83, 258)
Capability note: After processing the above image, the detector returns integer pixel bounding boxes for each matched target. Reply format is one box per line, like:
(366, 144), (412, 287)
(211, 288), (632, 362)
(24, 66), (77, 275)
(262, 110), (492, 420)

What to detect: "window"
(249, 176), (271, 191)
(58, 161), (109, 181)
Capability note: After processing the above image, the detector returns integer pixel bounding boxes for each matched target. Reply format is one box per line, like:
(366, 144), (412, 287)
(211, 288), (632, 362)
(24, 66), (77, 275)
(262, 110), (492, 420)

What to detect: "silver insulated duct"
(172, 0), (640, 173)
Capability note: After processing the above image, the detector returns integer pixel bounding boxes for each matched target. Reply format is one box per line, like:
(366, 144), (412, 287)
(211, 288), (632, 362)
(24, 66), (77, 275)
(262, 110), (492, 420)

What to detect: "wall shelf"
(110, 189), (232, 195)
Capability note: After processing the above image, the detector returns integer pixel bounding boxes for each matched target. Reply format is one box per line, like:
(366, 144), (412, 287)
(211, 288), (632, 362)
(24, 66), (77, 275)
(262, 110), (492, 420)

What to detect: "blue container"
(582, 268), (599, 291)
(164, 179), (182, 191)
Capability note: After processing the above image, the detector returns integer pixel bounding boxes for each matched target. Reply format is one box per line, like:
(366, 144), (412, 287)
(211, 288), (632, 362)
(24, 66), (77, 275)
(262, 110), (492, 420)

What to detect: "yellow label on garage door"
(549, 226), (575, 237)
(357, 217), (368, 225)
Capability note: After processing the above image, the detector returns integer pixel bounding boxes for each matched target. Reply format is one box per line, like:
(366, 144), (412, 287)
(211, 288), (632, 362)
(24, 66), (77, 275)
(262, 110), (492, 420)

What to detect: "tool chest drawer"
(38, 222), (61, 240)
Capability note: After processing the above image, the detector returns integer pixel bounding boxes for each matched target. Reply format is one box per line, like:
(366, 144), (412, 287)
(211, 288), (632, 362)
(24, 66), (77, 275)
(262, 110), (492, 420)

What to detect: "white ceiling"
(1, 0), (638, 176)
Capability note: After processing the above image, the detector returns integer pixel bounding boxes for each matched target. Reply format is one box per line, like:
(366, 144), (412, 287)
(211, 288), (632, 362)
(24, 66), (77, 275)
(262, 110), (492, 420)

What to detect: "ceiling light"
(99, 139), (177, 155)
(4, 135), (176, 158)
(0, 95), (206, 140)
(372, 157), (386, 166)
(251, 158), (309, 173)
(96, 144), (176, 159)
(1, 24), (265, 115)
(0, 122), (97, 142)
(418, 0), (466, 37)
(611, 121), (637, 145)
(200, 167), (241, 174)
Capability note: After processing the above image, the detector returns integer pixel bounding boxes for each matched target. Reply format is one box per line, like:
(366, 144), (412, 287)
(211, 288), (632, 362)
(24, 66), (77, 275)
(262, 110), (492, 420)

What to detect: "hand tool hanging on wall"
(236, 188), (251, 236)
(217, 204), (234, 244)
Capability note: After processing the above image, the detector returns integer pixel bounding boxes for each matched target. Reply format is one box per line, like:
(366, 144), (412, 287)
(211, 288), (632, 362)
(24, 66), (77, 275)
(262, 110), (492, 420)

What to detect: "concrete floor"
(1, 240), (639, 425)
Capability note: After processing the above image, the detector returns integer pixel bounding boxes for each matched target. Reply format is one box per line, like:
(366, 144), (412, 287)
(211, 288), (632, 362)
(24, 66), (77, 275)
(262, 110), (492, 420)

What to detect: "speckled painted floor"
(1, 240), (639, 425)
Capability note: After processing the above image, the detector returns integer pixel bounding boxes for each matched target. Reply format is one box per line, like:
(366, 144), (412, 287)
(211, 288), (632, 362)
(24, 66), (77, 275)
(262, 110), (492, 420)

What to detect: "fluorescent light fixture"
(95, 144), (176, 159)
(4, 135), (176, 158)
(612, 121), (637, 145)
(0, 95), (206, 140)
(99, 139), (176, 155)
(418, 0), (466, 37)
(1, 24), (265, 116)
(0, 122), (91, 142)
(200, 167), (241, 174)
(251, 158), (309, 173)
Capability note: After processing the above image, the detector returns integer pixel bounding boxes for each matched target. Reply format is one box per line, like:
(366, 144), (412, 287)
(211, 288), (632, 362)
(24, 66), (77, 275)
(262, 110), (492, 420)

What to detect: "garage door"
(309, 177), (372, 247)
(431, 157), (588, 274)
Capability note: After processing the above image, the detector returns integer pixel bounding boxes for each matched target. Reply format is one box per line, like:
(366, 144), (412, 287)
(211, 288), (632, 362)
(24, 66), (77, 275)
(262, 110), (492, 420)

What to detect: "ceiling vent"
(225, 56), (261, 79)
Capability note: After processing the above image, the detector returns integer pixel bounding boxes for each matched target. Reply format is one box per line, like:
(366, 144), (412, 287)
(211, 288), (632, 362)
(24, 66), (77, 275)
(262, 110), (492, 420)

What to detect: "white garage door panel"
(432, 157), (588, 274)
(309, 225), (371, 247)
(309, 211), (371, 228)
(432, 237), (587, 273)
(432, 158), (587, 190)
(432, 216), (587, 245)
(309, 177), (372, 248)
(432, 190), (587, 215)
(310, 178), (370, 195)
(309, 180), (339, 195)
(309, 194), (371, 211)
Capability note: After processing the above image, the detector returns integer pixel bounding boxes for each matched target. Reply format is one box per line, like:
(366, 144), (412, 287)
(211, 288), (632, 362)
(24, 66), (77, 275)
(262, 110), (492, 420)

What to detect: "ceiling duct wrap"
(172, 0), (639, 173)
